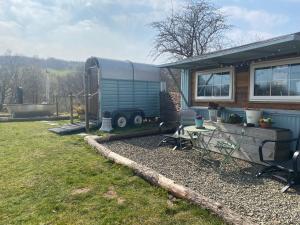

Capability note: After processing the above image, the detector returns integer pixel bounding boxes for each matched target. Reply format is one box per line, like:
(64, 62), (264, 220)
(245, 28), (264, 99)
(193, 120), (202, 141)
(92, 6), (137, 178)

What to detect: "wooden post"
(70, 93), (74, 124)
(55, 96), (59, 117)
(84, 71), (90, 132)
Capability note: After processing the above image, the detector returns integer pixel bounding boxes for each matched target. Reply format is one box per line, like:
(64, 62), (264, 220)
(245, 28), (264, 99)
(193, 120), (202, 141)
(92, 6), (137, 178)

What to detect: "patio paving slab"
(103, 135), (300, 225)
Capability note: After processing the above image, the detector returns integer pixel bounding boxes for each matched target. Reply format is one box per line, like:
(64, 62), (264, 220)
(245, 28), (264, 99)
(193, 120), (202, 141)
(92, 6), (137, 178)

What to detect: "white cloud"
(225, 28), (274, 47)
(0, 1), (292, 63)
(0, 0), (179, 63)
(219, 5), (290, 47)
(0, 20), (22, 36)
(220, 6), (289, 30)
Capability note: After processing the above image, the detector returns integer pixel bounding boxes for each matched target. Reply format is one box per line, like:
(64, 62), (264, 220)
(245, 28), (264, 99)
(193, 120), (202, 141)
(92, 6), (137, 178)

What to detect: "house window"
(250, 58), (300, 102)
(195, 68), (234, 101)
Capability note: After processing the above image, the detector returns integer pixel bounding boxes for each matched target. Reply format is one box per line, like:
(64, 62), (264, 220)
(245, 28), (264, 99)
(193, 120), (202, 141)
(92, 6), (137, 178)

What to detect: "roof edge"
(159, 32), (300, 68)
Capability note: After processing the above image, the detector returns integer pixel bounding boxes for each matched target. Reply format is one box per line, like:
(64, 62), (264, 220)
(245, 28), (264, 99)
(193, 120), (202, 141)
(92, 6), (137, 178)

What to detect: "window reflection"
(254, 63), (300, 97)
(197, 72), (231, 98)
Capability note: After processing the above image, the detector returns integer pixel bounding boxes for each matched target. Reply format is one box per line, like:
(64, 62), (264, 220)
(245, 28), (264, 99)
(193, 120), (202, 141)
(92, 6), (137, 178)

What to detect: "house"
(160, 32), (300, 138)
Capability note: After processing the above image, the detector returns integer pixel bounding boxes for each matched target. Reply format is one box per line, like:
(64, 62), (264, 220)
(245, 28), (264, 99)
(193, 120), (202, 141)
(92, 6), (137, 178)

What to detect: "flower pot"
(260, 122), (271, 128)
(195, 119), (204, 128)
(100, 117), (113, 132)
(208, 109), (218, 122)
(245, 109), (261, 126)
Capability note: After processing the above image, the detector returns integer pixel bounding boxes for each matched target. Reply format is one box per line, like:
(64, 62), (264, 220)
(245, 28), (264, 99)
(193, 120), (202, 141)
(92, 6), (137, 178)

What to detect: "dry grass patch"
(71, 188), (91, 195)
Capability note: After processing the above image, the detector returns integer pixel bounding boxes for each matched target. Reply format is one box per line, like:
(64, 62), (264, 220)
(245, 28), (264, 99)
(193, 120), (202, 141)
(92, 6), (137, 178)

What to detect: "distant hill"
(0, 55), (84, 75)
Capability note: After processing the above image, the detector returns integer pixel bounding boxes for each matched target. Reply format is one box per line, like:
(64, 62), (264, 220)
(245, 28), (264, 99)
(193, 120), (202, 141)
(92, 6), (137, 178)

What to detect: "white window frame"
(195, 67), (235, 101)
(250, 57), (300, 102)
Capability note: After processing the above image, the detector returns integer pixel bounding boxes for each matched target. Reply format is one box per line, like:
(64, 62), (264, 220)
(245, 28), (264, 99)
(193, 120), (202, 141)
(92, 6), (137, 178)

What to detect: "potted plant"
(245, 107), (262, 126)
(195, 115), (204, 128)
(208, 102), (218, 122)
(227, 113), (243, 124)
(75, 105), (85, 121)
(259, 118), (273, 128)
(100, 111), (113, 132)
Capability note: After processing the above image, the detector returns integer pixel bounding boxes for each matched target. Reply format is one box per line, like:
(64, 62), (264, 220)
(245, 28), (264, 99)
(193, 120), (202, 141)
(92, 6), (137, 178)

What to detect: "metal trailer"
(84, 57), (161, 128)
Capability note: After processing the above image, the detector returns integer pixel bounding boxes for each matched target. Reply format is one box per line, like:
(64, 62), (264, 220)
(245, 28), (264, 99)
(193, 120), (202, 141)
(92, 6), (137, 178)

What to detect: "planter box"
(203, 121), (292, 164)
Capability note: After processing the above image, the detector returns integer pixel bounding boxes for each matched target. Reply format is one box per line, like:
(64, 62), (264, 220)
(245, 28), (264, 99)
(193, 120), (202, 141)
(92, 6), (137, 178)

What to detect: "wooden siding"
(190, 67), (300, 110)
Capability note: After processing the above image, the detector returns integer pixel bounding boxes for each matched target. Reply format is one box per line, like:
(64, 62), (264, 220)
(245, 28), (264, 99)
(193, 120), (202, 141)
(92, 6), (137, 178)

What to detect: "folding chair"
(187, 128), (216, 160)
(215, 129), (245, 167)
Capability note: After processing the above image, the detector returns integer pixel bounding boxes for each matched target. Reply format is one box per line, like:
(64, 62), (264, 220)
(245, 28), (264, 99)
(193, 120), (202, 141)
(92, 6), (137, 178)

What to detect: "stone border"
(85, 135), (256, 225)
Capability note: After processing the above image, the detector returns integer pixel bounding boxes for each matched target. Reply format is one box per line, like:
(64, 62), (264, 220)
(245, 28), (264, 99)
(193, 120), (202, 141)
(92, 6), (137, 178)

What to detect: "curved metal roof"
(85, 57), (160, 82)
(159, 32), (300, 69)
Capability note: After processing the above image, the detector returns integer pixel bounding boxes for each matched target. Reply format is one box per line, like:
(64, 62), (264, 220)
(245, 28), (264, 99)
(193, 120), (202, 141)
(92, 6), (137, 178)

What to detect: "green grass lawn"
(0, 121), (225, 225)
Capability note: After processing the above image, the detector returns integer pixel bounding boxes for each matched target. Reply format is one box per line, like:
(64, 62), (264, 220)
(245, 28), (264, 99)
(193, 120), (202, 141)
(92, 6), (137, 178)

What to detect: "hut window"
(250, 58), (300, 102)
(195, 68), (234, 101)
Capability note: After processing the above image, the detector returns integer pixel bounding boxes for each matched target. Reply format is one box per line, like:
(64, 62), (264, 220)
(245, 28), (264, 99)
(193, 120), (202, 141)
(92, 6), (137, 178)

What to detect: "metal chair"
(215, 129), (245, 167)
(256, 135), (300, 193)
(187, 129), (216, 161)
(158, 109), (196, 150)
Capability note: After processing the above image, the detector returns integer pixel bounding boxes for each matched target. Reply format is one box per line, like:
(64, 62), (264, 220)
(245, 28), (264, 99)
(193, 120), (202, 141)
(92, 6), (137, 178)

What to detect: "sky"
(0, 0), (299, 64)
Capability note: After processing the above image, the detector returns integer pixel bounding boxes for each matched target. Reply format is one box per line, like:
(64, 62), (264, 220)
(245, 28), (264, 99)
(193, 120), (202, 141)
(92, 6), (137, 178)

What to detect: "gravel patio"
(103, 135), (300, 225)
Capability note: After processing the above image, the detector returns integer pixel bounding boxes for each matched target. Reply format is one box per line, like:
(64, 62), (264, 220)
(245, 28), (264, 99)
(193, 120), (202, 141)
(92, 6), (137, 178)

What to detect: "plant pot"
(194, 119), (204, 128)
(260, 122), (271, 128)
(100, 117), (113, 132)
(245, 109), (261, 126)
(208, 109), (218, 122)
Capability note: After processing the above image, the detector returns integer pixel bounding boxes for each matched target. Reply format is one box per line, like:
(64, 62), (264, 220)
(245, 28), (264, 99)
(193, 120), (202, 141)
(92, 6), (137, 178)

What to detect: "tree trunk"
(0, 84), (6, 111)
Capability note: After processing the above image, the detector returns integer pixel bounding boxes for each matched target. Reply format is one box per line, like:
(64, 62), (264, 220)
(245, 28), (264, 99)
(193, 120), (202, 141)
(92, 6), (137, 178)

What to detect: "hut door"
(88, 68), (99, 120)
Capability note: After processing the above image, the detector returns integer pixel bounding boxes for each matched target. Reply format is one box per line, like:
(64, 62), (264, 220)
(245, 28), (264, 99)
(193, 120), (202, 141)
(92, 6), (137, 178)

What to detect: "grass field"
(0, 121), (225, 225)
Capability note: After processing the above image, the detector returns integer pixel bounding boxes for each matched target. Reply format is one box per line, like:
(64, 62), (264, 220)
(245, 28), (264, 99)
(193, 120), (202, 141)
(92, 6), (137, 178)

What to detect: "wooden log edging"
(84, 135), (256, 225)
(96, 128), (175, 143)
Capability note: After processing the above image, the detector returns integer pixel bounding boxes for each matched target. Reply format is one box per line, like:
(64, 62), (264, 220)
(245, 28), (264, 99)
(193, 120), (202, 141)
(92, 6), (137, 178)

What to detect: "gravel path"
(103, 135), (300, 225)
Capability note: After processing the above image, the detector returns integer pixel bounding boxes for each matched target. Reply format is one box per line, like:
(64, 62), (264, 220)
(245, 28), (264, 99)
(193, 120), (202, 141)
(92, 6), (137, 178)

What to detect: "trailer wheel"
(131, 113), (143, 125)
(113, 114), (127, 128)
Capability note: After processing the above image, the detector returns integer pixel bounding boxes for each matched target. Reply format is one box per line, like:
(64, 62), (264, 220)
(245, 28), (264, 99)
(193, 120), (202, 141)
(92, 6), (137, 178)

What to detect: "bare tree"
(0, 68), (10, 110)
(0, 50), (21, 109)
(150, 0), (231, 60)
(0, 50), (84, 112)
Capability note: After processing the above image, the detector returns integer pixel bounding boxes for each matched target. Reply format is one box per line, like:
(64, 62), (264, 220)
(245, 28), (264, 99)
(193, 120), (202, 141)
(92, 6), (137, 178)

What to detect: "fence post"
(55, 96), (59, 117)
(70, 93), (74, 124)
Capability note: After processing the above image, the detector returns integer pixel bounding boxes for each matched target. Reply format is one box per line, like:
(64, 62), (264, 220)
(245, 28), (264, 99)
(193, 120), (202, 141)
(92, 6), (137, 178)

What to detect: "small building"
(160, 32), (300, 138)
(85, 57), (161, 128)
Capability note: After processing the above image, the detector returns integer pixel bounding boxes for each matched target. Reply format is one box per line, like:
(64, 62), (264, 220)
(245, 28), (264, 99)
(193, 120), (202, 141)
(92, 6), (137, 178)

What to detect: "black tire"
(130, 112), (143, 126)
(113, 114), (128, 128)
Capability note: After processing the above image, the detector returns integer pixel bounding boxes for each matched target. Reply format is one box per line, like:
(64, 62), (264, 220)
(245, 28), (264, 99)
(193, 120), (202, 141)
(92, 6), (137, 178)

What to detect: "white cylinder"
(245, 110), (262, 126)
(100, 118), (113, 132)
